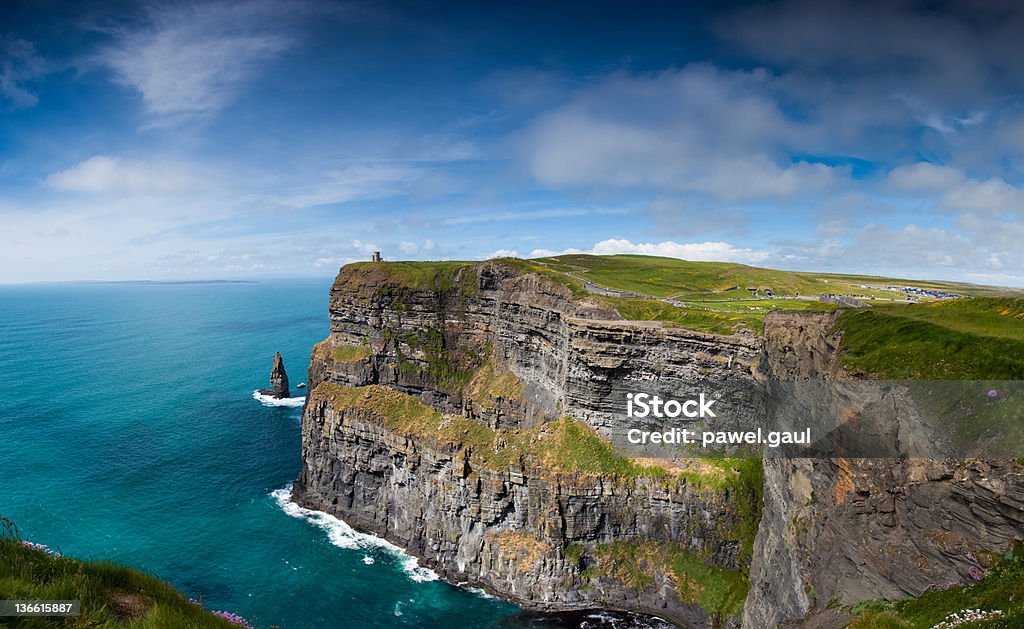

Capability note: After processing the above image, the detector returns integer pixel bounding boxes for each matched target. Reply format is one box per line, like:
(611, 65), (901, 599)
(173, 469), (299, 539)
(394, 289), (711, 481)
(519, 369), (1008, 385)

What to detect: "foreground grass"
(836, 298), (1024, 379)
(847, 543), (1024, 628)
(0, 534), (244, 628)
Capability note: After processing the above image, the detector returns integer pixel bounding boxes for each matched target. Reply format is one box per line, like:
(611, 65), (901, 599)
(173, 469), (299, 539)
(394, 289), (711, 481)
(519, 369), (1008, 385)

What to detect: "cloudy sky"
(3, 0), (1024, 284)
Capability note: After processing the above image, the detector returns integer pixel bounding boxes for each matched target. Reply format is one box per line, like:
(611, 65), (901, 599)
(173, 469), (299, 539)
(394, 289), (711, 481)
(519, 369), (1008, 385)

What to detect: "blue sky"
(3, 0), (1024, 285)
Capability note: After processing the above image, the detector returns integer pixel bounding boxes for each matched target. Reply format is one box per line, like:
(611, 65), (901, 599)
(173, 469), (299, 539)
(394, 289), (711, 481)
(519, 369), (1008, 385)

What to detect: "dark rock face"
(295, 262), (760, 626)
(294, 262), (1024, 629)
(261, 351), (290, 398)
(741, 314), (1024, 628)
(292, 396), (747, 628)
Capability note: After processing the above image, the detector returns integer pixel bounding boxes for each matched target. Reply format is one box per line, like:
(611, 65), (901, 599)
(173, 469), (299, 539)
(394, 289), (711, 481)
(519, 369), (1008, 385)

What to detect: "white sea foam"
(253, 391), (305, 407)
(271, 485), (439, 583)
(582, 611), (674, 629)
(458, 583), (495, 599)
(362, 555), (374, 565)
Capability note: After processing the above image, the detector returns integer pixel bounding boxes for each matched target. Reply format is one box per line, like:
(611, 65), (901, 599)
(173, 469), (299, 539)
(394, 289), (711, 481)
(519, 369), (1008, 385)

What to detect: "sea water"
(0, 281), (666, 629)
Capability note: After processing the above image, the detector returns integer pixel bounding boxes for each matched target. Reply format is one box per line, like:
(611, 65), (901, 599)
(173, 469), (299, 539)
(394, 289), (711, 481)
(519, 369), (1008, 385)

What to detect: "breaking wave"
(270, 484), (439, 583)
(252, 391), (305, 407)
(458, 583), (495, 599)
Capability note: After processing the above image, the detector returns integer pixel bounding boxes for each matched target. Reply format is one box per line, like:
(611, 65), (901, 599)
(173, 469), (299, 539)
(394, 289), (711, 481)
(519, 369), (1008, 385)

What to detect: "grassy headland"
(336, 254), (1022, 340)
(0, 524), (248, 628)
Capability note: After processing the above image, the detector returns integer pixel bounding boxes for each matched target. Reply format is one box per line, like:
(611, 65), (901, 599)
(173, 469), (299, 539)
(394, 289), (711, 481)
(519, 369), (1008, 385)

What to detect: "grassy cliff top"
(334, 258), (587, 296)
(330, 256), (1024, 369)
(335, 254), (1021, 303)
(0, 533), (246, 628)
(836, 298), (1024, 379)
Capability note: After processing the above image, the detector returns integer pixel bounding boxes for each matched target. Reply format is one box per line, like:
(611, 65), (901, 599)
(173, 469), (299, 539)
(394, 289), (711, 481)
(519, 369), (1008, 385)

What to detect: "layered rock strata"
(293, 261), (1024, 628)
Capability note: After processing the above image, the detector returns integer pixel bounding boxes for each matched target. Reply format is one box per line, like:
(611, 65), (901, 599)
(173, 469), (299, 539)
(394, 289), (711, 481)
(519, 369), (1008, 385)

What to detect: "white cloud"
(46, 155), (205, 194)
(312, 239), (378, 267)
(521, 65), (845, 202)
(443, 206), (629, 226)
(487, 249), (519, 258)
(399, 241), (418, 254)
(943, 178), (1024, 214)
(279, 163), (423, 208)
(888, 162), (965, 191)
(531, 238), (770, 264)
(887, 163), (1024, 215)
(694, 157), (842, 202)
(96, 1), (298, 122)
(1, 35), (48, 108)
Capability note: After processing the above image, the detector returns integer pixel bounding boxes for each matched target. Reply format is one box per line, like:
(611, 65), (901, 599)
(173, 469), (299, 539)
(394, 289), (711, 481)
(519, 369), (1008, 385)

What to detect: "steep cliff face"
(294, 385), (756, 627)
(294, 261), (762, 626)
(742, 312), (1024, 628)
(320, 261), (759, 432)
(293, 261), (1024, 628)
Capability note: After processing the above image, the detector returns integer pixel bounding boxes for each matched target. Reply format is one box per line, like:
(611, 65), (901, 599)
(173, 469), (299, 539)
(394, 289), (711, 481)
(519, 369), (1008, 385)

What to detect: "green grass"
(846, 542), (1024, 628)
(0, 530), (243, 628)
(315, 381), (663, 475)
(533, 254), (1022, 301)
(314, 383), (761, 491)
(535, 253), (823, 298)
(677, 297), (837, 314)
(488, 257), (589, 296)
(333, 256), (1023, 343)
(604, 297), (766, 335)
(591, 540), (749, 619)
(331, 344), (371, 363)
(334, 260), (478, 292)
(334, 258), (588, 297)
(466, 361), (524, 409)
(836, 299), (1024, 379)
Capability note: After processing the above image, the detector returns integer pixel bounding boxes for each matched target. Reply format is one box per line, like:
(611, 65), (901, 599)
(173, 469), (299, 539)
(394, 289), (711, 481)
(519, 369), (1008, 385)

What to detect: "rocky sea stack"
(260, 351), (290, 399)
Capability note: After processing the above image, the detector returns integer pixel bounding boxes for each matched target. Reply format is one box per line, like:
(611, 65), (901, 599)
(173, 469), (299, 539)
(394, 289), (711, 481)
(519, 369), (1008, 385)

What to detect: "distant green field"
(533, 254), (1022, 301)
(605, 297), (765, 335)
(836, 299), (1024, 379)
(535, 254), (823, 298)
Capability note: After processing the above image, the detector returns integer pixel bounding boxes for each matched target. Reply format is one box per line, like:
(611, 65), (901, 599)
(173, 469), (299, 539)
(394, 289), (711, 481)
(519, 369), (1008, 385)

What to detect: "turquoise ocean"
(0, 281), (661, 629)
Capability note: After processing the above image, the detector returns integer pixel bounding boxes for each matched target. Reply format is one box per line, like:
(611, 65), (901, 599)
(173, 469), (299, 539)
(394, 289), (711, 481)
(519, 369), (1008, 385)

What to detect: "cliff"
(293, 260), (1024, 628)
(743, 311), (1024, 627)
(294, 260), (761, 626)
